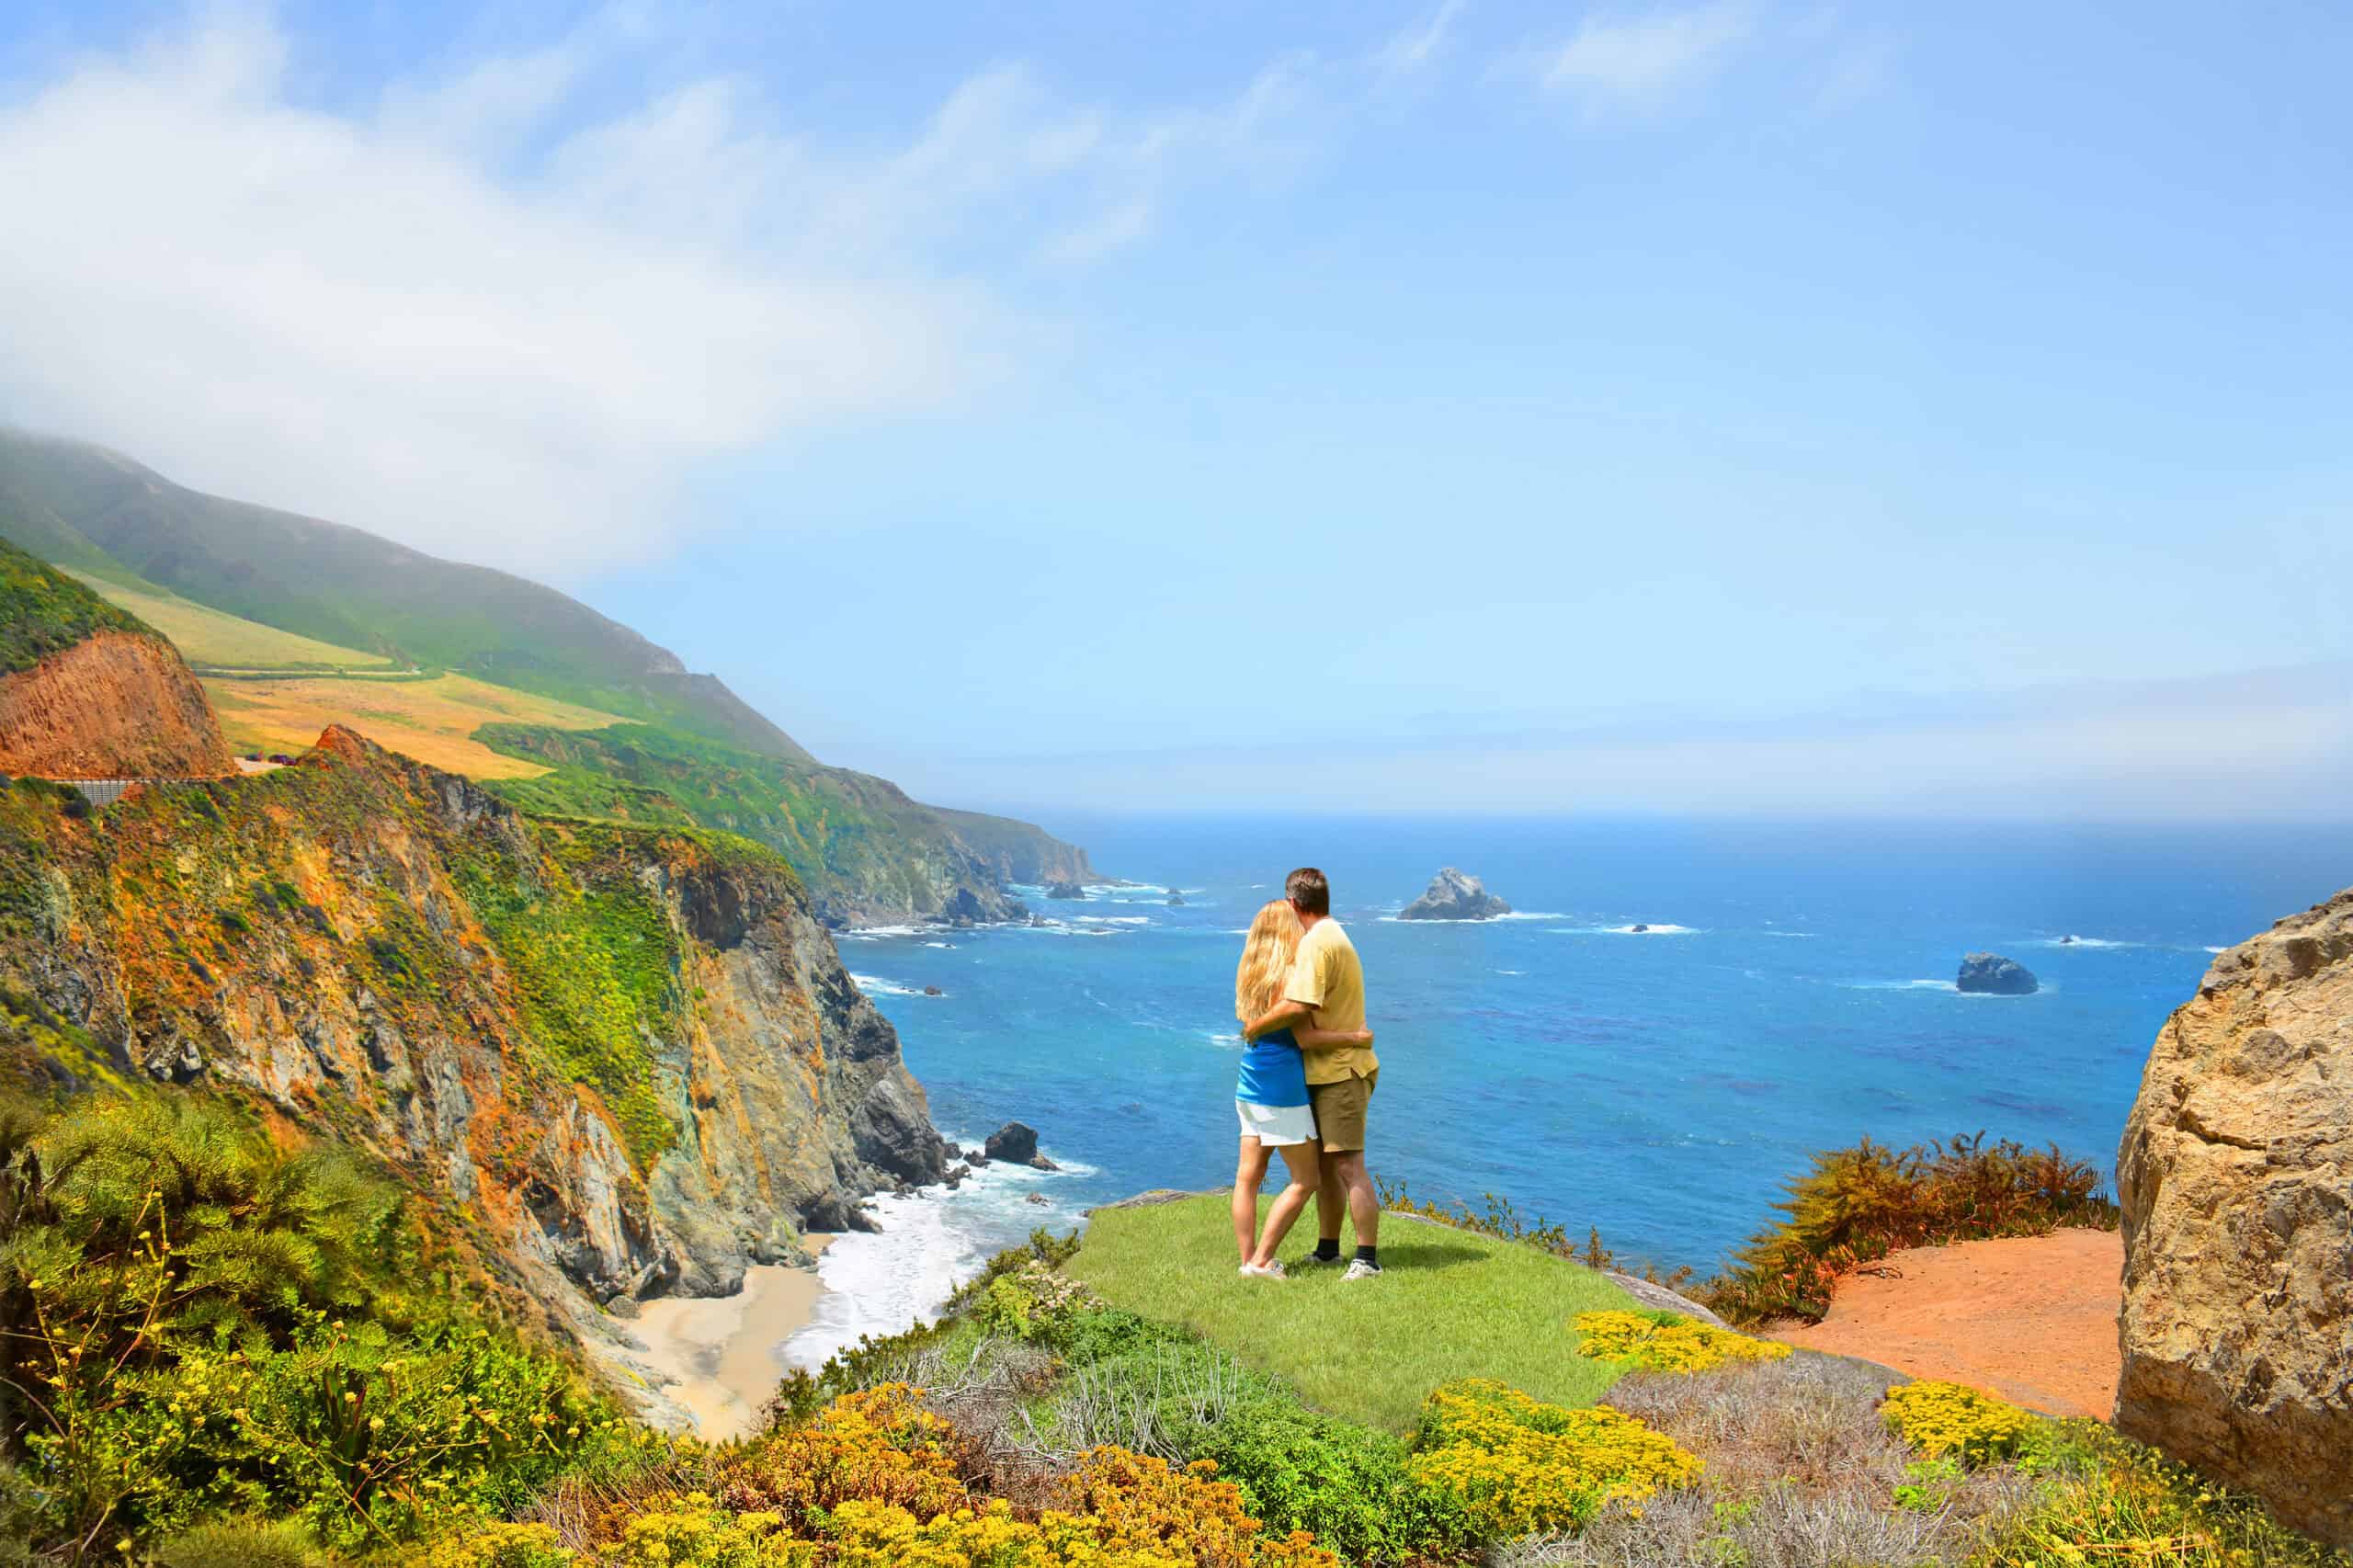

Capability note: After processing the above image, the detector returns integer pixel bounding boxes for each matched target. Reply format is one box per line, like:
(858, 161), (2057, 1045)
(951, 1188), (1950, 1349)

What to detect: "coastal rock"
(923, 985), (943, 996)
(2115, 888), (2353, 1548)
(983, 1119), (1061, 1171)
(1167, 892), (1185, 906)
(1956, 952), (2039, 994)
(1399, 867), (1512, 922)
(1045, 881), (1086, 901)
(1630, 924), (1650, 933)
(1025, 1191), (1050, 1206)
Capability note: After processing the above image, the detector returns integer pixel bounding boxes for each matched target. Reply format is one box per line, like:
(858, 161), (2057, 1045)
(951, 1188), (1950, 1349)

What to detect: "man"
(1240, 866), (1381, 1278)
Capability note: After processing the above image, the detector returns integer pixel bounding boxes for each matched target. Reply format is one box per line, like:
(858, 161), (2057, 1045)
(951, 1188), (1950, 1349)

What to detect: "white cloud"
(1529, 3), (1753, 116)
(0, 10), (1326, 574)
(1374, 1), (1467, 83)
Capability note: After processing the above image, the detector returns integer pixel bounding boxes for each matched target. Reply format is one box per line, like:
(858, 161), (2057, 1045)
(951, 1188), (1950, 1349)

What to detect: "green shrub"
(1705, 1132), (2118, 1324)
(152, 1517), (329, 1568)
(1186, 1393), (1474, 1562)
(0, 1091), (631, 1553)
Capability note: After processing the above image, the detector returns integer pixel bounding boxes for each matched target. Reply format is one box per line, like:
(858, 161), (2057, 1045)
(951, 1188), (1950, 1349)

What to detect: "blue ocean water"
(786, 814), (2353, 1364)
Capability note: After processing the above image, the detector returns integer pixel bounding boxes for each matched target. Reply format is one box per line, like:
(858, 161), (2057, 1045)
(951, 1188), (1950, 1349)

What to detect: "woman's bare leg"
(1233, 1137), (1272, 1261)
(1251, 1141), (1324, 1267)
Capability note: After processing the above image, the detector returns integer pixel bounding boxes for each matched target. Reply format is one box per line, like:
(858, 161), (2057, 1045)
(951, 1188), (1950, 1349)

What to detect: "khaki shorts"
(1307, 1069), (1377, 1153)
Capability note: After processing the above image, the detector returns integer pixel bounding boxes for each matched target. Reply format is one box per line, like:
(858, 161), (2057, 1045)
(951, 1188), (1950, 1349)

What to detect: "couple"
(1228, 867), (1382, 1281)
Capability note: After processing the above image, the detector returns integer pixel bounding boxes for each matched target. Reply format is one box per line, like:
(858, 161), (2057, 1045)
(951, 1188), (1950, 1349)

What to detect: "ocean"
(784, 813), (2353, 1368)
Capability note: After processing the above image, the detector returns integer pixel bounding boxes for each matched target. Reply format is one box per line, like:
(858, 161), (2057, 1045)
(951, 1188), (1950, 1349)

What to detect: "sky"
(1, 1), (2347, 818)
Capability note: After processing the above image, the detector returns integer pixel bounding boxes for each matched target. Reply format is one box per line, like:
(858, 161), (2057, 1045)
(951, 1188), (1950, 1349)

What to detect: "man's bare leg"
(1329, 1150), (1379, 1248)
(1316, 1147), (1346, 1245)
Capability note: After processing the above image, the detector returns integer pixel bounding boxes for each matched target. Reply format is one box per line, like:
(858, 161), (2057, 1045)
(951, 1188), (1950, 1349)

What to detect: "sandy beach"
(630, 1236), (837, 1440)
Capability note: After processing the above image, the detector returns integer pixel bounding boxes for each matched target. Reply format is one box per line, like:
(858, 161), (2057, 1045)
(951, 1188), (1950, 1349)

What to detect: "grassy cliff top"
(1067, 1191), (1639, 1430)
(0, 534), (152, 675)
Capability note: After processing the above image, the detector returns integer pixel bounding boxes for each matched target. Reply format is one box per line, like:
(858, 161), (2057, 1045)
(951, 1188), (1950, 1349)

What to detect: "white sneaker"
(1238, 1260), (1287, 1280)
(1342, 1258), (1382, 1281)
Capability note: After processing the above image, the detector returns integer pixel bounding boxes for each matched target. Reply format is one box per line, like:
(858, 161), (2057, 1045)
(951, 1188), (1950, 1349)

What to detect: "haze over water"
(789, 813), (2353, 1367)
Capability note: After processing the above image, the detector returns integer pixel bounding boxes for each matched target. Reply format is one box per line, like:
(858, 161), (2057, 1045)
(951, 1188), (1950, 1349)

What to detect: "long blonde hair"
(1234, 899), (1302, 1023)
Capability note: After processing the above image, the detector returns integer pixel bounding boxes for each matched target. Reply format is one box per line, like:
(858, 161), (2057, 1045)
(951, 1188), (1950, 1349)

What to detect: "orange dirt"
(1766, 1227), (2123, 1418)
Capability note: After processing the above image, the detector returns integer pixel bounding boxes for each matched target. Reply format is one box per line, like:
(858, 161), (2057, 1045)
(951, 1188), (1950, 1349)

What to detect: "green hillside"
(0, 429), (811, 760)
(481, 721), (1090, 925)
(0, 534), (152, 675)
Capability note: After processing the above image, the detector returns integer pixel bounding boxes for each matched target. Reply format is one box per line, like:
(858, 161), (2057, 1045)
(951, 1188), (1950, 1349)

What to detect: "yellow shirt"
(1286, 917), (1375, 1085)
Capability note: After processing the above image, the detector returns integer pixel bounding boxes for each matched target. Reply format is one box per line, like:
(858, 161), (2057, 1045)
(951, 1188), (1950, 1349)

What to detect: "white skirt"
(1235, 1098), (1317, 1146)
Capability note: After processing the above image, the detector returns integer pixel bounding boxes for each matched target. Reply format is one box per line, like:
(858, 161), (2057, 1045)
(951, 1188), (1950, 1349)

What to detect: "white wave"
(2204, 945), (2229, 954)
(923, 940), (955, 949)
(1010, 922), (1125, 938)
(2033, 936), (2137, 949)
(1761, 931), (1815, 938)
(1841, 979), (1962, 992)
(845, 924), (922, 940)
(1376, 910), (1567, 925)
(1074, 915), (1151, 926)
(1495, 969), (1525, 976)
(785, 1156), (1092, 1369)
(1203, 1030), (1242, 1047)
(848, 973), (938, 998)
(1547, 923), (1700, 936)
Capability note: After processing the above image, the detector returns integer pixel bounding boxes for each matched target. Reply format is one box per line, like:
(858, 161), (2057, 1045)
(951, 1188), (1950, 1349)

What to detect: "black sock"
(1354, 1245), (1379, 1267)
(1312, 1239), (1340, 1261)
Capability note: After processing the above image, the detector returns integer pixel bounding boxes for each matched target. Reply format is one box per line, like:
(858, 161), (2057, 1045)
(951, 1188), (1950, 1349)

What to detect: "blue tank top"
(1236, 1027), (1308, 1107)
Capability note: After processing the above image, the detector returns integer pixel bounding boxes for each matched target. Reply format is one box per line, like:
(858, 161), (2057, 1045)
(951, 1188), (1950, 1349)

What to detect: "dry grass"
(1498, 1353), (2033, 1567)
(203, 672), (624, 778)
(66, 569), (397, 670)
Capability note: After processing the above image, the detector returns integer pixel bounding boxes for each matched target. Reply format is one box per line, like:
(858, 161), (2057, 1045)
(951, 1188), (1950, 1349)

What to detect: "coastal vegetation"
(0, 536), (149, 676)
(61, 571), (401, 674)
(203, 676), (625, 779)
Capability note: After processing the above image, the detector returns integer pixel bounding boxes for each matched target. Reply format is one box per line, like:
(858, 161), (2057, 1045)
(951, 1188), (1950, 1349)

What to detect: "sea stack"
(1399, 868), (1512, 921)
(1045, 881), (1086, 900)
(2115, 888), (2353, 1547)
(1955, 952), (2039, 994)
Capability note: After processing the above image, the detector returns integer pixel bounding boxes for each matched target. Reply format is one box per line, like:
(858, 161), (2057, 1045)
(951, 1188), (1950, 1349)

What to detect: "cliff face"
(0, 629), (236, 779)
(2115, 888), (2352, 1548)
(0, 728), (949, 1326)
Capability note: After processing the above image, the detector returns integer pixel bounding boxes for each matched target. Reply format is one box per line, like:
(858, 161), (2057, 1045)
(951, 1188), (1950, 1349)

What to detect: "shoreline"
(630, 1234), (838, 1440)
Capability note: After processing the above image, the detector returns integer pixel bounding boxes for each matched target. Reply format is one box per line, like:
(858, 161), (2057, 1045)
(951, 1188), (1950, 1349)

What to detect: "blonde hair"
(1234, 899), (1302, 1023)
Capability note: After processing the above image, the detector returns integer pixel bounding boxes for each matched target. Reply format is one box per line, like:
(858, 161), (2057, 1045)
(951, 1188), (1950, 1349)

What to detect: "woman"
(1231, 898), (1373, 1278)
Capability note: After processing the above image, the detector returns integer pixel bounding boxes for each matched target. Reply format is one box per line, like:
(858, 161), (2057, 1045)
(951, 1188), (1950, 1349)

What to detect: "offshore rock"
(984, 1119), (1059, 1170)
(2115, 888), (2353, 1548)
(1956, 952), (2039, 994)
(1399, 867), (1512, 921)
(1045, 881), (1086, 900)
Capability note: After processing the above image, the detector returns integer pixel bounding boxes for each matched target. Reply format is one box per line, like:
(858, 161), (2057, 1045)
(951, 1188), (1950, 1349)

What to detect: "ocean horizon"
(784, 812), (2353, 1368)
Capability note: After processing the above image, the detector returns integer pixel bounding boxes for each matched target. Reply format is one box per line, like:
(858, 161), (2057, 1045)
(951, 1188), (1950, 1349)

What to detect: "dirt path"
(1766, 1227), (2123, 1418)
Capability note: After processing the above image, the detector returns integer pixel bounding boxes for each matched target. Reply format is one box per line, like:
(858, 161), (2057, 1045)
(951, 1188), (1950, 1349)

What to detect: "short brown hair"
(1285, 867), (1330, 915)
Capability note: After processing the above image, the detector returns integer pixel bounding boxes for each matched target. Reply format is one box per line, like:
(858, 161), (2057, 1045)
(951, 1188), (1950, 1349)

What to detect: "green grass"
(1066, 1195), (1641, 1432)
(63, 566), (398, 670)
(0, 533), (150, 675)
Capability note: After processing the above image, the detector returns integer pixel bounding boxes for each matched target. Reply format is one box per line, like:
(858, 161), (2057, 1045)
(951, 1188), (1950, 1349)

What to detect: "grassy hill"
(0, 428), (811, 760)
(0, 534), (151, 675)
(1069, 1194), (1638, 1431)
(63, 565), (400, 671)
(206, 672), (626, 777)
(480, 721), (1093, 925)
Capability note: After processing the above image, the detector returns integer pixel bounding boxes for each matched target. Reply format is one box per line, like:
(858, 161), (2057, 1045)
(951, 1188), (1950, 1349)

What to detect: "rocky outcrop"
(0, 630), (234, 779)
(1956, 952), (2039, 994)
(2115, 889), (2353, 1548)
(1399, 868), (1512, 921)
(1045, 881), (1086, 901)
(984, 1119), (1059, 1171)
(0, 727), (950, 1340)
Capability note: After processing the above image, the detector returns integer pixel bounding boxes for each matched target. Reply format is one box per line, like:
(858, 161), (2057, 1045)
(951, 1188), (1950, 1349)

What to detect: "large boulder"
(2115, 888), (2353, 1548)
(1956, 952), (2039, 994)
(1399, 868), (1512, 921)
(983, 1120), (1060, 1171)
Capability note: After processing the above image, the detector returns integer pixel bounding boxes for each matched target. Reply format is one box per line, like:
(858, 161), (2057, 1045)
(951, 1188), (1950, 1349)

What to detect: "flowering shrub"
(395, 1521), (576, 1568)
(1572, 1310), (1792, 1372)
(1409, 1379), (1701, 1539)
(1881, 1380), (2035, 1465)
(972, 1259), (1100, 1343)
(1052, 1445), (1337, 1567)
(717, 1384), (971, 1523)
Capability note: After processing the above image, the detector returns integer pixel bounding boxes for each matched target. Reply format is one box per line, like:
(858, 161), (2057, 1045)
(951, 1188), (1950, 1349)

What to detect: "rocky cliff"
(0, 727), (950, 1330)
(2115, 887), (2351, 1548)
(0, 629), (237, 779)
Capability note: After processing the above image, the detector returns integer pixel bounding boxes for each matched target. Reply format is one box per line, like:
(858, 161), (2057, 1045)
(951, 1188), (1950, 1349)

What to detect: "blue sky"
(2, 2), (2347, 816)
